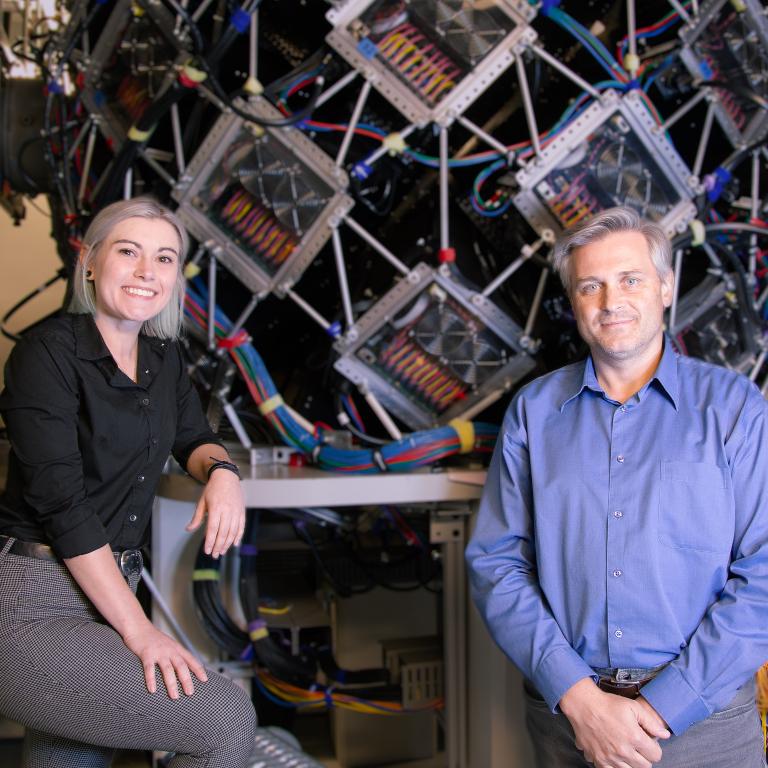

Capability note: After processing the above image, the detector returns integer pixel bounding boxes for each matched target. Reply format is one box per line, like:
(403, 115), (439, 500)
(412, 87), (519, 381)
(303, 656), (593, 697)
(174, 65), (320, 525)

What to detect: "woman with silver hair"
(0, 198), (256, 767)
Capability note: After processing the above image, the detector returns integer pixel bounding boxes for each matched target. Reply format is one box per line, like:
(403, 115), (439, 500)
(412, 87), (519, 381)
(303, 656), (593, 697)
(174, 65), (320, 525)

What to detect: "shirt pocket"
(658, 460), (732, 553)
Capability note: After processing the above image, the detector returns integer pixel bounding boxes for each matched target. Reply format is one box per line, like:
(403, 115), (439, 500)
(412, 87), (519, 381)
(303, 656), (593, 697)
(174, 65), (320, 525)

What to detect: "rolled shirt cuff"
(640, 663), (711, 735)
(49, 512), (110, 559)
(534, 646), (599, 713)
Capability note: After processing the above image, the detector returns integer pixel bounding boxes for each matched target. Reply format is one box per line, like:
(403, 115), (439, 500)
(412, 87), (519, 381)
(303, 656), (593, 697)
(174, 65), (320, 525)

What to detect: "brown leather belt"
(597, 676), (653, 699)
(0, 535), (143, 578)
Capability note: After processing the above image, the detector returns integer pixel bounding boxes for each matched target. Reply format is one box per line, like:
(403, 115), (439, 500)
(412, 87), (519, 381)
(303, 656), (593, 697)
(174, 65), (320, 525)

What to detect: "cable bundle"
(218, 187), (297, 269)
(183, 280), (498, 473)
(379, 331), (467, 413)
(376, 22), (461, 104)
(255, 671), (443, 715)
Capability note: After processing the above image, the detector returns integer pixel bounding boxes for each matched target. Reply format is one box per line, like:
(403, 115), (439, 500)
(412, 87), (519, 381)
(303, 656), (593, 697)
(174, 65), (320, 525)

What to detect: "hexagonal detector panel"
(173, 97), (354, 297)
(326, 0), (535, 126)
(679, 0), (768, 147)
(334, 263), (534, 429)
(512, 90), (698, 239)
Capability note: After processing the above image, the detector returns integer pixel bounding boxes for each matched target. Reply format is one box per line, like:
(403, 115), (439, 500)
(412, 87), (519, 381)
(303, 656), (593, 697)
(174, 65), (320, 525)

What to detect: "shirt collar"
(72, 313), (169, 362)
(559, 336), (679, 411)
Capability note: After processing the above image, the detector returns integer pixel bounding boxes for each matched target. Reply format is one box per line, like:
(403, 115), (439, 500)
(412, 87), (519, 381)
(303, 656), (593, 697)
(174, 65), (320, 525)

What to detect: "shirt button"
(613, 510), (624, 518)
(616, 455), (625, 463)
(129, 514), (137, 522)
(151, 438), (158, 446)
(615, 629), (623, 638)
(613, 569), (623, 578)
(137, 475), (145, 483)
(141, 397), (150, 406)
(619, 405), (627, 413)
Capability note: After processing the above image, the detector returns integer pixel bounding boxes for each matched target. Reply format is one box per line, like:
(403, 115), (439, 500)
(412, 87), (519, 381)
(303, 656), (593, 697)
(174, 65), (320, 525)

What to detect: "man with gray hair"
(466, 207), (768, 768)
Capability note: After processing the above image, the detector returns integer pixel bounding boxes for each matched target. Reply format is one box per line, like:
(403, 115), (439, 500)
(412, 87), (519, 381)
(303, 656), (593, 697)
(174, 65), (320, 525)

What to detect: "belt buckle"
(118, 549), (143, 578)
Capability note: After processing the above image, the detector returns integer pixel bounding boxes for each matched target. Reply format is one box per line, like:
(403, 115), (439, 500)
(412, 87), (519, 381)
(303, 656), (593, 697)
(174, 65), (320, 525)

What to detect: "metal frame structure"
(512, 89), (699, 237)
(333, 262), (535, 430)
(173, 97), (354, 297)
(79, 0), (185, 148)
(679, 0), (768, 148)
(325, 0), (535, 126)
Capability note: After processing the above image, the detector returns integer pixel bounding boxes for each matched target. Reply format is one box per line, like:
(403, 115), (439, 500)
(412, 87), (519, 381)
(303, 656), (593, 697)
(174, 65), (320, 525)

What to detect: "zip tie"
(449, 418), (475, 454)
(131, 2), (144, 15)
(382, 132), (407, 155)
(438, 247), (456, 264)
(217, 329), (250, 349)
(324, 688), (334, 707)
(243, 77), (264, 96)
(127, 125), (152, 142)
(248, 619), (268, 641)
(372, 449), (388, 472)
(311, 444), (323, 463)
(230, 6), (250, 33)
(689, 219), (706, 246)
(184, 263), (202, 279)
(623, 54), (640, 77)
(730, 0), (746, 10)
(179, 63), (207, 89)
(258, 393), (284, 416)
(192, 569), (220, 581)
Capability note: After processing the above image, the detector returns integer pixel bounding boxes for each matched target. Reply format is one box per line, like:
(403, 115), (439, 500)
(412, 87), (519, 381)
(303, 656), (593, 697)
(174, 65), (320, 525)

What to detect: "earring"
(85, 269), (93, 279)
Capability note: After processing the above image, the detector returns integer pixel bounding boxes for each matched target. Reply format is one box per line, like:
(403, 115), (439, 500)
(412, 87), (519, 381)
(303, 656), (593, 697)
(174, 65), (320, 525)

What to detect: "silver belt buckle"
(118, 549), (143, 578)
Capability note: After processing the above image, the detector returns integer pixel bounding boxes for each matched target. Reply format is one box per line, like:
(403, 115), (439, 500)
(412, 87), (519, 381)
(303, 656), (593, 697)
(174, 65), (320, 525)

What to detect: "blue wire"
(185, 281), (499, 474)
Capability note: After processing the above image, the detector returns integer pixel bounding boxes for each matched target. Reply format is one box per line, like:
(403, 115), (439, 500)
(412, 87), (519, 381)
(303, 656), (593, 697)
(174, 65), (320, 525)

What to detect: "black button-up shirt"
(0, 313), (221, 558)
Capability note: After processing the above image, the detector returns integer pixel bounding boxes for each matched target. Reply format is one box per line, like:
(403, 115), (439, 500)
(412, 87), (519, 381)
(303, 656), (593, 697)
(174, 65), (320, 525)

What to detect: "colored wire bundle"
(616, 3), (691, 74)
(376, 22), (461, 105)
(255, 671), (443, 715)
(183, 281), (498, 473)
(218, 187), (297, 269)
(379, 331), (467, 413)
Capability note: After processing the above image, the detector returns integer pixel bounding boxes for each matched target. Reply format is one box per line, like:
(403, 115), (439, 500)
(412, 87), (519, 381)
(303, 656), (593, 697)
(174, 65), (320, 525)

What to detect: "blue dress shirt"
(466, 338), (768, 735)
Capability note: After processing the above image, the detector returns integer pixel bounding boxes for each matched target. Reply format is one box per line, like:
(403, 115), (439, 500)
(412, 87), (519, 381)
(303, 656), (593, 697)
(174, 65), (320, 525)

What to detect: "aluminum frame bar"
(336, 79), (372, 168)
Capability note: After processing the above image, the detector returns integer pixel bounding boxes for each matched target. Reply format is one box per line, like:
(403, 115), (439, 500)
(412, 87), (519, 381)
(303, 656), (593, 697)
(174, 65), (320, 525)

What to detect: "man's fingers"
(631, 735), (662, 764)
(637, 712), (670, 740)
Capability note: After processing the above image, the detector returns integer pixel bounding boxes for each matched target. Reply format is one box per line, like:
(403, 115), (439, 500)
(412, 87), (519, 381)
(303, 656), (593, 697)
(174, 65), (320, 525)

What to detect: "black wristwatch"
(206, 457), (241, 481)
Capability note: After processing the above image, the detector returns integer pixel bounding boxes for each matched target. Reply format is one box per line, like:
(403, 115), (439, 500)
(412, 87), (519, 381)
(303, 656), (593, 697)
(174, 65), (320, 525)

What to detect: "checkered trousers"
(0, 538), (256, 768)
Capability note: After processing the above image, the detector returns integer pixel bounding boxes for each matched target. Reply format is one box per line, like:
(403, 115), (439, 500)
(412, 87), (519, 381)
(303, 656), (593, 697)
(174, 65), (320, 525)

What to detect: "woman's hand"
(122, 621), (208, 698)
(185, 467), (245, 558)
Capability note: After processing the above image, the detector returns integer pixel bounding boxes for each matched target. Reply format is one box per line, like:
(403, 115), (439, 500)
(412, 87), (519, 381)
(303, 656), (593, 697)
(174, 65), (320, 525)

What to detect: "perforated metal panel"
(172, 97), (354, 296)
(513, 90), (698, 237)
(326, 0), (535, 125)
(679, 0), (768, 147)
(334, 263), (534, 429)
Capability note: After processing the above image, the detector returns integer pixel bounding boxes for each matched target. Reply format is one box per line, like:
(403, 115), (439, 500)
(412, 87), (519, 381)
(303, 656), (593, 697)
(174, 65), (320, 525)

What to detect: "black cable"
(156, 0), (324, 128)
(333, 392), (389, 446)
(1, 269), (67, 342)
(672, 224), (766, 337)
